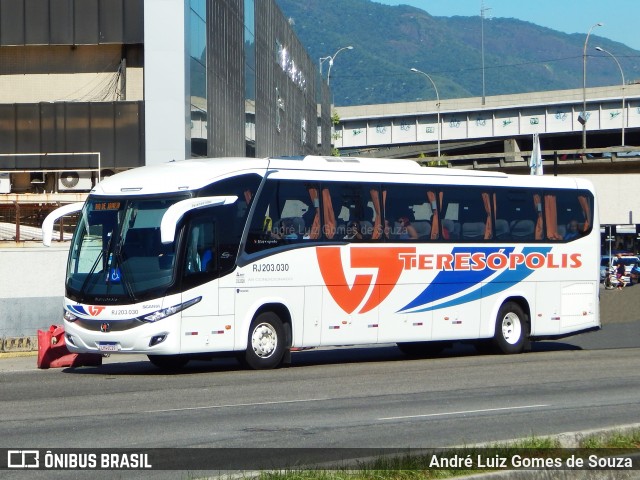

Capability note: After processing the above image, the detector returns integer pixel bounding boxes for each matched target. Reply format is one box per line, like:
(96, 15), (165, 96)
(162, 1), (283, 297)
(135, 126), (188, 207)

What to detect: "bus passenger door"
(179, 217), (234, 353)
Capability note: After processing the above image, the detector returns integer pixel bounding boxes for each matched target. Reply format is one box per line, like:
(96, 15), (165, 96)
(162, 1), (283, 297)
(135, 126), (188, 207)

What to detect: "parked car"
(600, 255), (640, 284)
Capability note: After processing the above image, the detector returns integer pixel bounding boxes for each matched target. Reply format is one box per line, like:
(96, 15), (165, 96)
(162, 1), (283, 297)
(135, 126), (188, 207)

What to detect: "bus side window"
(382, 183), (434, 241)
(494, 189), (541, 242)
(551, 189), (593, 241)
(184, 220), (215, 276)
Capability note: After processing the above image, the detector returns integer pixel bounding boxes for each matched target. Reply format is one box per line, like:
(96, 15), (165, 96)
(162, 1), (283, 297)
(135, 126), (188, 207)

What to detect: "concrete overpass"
(334, 85), (640, 230)
(334, 85), (640, 163)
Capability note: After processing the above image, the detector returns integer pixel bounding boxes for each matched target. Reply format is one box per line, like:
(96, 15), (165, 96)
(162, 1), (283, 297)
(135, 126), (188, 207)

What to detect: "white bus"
(43, 156), (600, 369)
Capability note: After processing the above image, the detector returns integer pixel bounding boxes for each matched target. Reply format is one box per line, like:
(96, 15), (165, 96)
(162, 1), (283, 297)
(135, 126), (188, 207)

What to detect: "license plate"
(98, 342), (120, 352)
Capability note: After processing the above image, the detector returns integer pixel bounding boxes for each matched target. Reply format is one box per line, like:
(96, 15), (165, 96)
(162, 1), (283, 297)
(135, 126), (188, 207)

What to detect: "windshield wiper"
(79, 226), (116, 296)
(110, 239), (137, 303)
(106, 211), (137, 303)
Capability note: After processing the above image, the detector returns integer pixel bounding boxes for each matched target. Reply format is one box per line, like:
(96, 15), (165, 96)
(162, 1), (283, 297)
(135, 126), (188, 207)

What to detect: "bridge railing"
(413, 146), (640, 170)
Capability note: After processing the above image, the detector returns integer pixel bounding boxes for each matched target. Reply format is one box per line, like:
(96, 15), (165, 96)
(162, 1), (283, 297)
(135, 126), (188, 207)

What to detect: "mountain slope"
(276, 0), (640, 106)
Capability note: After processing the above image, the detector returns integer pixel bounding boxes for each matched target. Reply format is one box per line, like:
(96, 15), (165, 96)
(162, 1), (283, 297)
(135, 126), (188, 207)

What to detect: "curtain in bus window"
(482, 192), (493, 240)
(533, 194), (543, 240)
(578, 195), (591, 233)
(428, 190), (440, 240)
(435, 191), (450, 239)
(370, 188), (382, 240)
(307, 186), (321, 239)
(322, 188), (336, 239)
(544, 194), (563, 240)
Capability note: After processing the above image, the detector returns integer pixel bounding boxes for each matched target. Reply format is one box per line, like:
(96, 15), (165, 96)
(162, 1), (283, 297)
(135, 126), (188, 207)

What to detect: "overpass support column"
(504, 138), (523, 163)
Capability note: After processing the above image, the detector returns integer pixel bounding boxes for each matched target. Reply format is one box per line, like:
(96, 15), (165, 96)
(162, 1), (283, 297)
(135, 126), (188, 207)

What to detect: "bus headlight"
(64, 310), (78, 322)
(138, 297), (202, 323)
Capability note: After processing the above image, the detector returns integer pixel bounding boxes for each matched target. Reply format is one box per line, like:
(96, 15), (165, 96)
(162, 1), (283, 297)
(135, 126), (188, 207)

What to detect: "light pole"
(582, 22), (603, 155)
(319, 46), (353, 86)
(410, 68), (440, 158)
(596, 46), (626, 146)
(480, 1), (491, 105)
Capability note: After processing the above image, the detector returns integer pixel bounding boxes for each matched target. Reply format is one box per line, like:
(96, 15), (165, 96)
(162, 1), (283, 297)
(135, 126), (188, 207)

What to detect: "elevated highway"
(334, 85), (640, 170)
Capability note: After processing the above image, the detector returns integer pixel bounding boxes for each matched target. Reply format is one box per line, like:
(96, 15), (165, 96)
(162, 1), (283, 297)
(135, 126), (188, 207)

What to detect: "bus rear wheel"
(492, 301), (528, 354)
(244, 312), (286, 370)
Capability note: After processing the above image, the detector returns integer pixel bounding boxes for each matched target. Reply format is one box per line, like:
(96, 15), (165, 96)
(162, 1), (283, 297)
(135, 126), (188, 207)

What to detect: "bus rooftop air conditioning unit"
(58, 171), (93, 191)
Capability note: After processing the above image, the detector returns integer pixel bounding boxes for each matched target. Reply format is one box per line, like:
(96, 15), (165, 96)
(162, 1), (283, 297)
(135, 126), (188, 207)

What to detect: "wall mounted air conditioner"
(0, 173), (10, 193)
(58, 171), (93, 192)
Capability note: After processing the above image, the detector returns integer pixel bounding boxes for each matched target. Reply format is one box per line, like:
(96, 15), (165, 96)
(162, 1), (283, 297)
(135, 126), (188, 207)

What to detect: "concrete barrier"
(0, 242), (69, 346)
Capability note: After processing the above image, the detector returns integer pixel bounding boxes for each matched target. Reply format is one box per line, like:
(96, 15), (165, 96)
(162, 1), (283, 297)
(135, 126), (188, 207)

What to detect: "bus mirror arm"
(160, 195), (238, 244)
(41, 202), (85, 247)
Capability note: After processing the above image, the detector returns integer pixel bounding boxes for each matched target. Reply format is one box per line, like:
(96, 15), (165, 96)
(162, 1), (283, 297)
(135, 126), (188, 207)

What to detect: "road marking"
(144, 397), (332, 414)
(378, 404), (549, 421)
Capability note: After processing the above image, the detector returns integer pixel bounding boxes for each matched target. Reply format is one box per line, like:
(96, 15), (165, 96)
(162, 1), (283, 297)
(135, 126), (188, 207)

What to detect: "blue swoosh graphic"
(399, 246), (551, 313)
(68, 305), (88, 316)
(399, 246), (514, 312)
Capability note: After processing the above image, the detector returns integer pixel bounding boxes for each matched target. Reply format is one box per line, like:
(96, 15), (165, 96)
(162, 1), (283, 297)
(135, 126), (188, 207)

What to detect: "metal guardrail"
(0, 202), (78, 243)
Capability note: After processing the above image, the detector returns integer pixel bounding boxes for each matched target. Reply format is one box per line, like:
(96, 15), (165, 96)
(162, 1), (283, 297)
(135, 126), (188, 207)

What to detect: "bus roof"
(90, 155), (589, 196)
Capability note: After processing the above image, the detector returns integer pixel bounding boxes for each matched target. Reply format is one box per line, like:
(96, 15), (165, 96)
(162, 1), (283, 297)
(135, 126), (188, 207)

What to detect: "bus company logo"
(316, 246), (416, 314)
(7, 450), (39, 468)
(317, 246), (583, 315)
(67, 305), (106, 317)
(88, 306), (106, 316)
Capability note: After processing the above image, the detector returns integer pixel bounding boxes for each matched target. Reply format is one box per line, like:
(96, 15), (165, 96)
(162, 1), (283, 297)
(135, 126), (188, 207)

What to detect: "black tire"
(492, 301), (528, 354)
(147, 354), (190, 370)
(244, 312), (286, 370)
(397, 341), (446, 358)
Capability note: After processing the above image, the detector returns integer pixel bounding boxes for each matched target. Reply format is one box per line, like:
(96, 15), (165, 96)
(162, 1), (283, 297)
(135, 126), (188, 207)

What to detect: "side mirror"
(160, 196), (238, 244)
(41, 202), (84, 246)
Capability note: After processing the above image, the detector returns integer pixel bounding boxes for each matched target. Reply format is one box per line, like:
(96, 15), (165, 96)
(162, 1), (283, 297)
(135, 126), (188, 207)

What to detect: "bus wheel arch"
(242, 304), (291, 370)
(492, 297), (530, 354)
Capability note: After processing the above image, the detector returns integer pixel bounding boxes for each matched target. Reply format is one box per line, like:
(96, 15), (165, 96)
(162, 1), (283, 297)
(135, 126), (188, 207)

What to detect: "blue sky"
(374, 0), (640, 51)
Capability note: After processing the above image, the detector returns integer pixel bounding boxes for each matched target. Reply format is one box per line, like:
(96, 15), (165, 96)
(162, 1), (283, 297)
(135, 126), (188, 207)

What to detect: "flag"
(530, 133), (543, 175)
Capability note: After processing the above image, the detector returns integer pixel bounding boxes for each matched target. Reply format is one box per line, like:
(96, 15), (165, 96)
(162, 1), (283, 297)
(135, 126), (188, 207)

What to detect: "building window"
(245, 0), (256, 155)
(190, 0), (208, 157)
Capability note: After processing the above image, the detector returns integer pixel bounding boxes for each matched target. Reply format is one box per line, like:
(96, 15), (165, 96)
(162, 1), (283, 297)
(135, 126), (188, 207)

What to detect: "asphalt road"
(1, 325), (639, 447)
(1, 286), (639, 478)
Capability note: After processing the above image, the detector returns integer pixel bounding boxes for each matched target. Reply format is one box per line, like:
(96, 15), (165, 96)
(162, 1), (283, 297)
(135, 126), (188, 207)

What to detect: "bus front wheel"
(492, 301), (528, 354)
(244, 312), (286, 370)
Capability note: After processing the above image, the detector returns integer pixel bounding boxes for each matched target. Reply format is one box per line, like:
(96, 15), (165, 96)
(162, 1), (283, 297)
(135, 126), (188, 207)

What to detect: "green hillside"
(276, 0), (640, 106)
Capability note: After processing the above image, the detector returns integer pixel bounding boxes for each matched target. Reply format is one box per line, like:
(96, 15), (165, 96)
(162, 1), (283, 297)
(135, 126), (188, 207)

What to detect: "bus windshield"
(66, 195), (188, 302)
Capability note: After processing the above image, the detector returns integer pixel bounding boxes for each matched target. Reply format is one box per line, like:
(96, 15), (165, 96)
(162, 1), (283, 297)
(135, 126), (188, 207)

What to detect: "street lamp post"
(319, 46), (353, 86)
(480, 1), (491, 106)
(582, 22), (603, 155)
(596, 46), (626, 146)
(410, 68), (440, 158)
